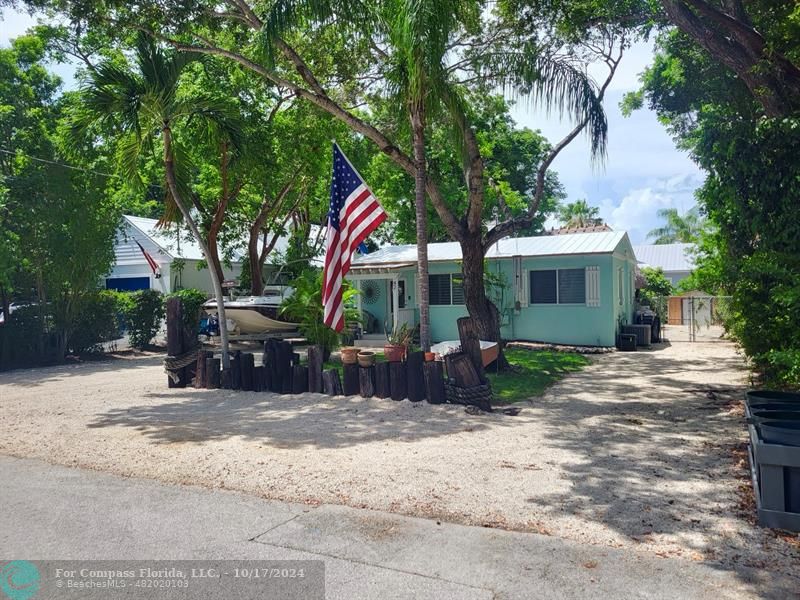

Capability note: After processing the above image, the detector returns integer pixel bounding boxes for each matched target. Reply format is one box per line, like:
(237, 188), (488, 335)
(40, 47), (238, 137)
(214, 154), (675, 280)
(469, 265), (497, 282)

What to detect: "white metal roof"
(123, 215), (321, 264)
(124, 215), (215, 261)
(633, 243), (696, 273)
(352, 230), (631, 268)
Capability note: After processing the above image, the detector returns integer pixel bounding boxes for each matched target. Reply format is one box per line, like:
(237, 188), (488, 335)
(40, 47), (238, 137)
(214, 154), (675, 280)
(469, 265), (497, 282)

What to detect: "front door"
(389, 279), (406, 314)
(389, 279), (415, 331)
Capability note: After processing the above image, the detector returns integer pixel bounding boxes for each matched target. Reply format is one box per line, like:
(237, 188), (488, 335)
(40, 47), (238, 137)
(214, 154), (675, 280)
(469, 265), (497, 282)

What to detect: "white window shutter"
(585, 266), (600, 307)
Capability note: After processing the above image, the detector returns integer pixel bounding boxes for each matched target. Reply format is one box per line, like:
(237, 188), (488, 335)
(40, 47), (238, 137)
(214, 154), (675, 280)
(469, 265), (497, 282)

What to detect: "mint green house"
(348, 230), (637, 347)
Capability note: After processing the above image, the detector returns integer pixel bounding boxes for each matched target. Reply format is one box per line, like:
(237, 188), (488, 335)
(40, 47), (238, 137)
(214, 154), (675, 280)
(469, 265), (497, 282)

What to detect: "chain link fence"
(656, 294), (732, 342)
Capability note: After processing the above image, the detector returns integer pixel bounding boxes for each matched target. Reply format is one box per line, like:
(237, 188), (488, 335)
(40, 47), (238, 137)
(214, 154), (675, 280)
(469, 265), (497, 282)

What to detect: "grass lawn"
(322, 347), (588, 404)
(487, 349), (590, 404)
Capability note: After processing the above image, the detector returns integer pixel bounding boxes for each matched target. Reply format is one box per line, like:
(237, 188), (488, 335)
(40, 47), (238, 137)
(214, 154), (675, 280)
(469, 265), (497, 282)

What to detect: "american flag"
(135, 240), (161, 277)
(323, 143), (387, 332)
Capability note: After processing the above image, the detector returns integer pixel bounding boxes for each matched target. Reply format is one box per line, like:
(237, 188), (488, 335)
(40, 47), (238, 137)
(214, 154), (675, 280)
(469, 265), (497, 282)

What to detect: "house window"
(618, 268), (624, 306)
(530, 270), (557, 304)
(428, 274), (464, 306)
(529, 268), (586, 305)
(429, 274), (451, 305)
(558, 268), (586, 304)
(452, 275), (465, 305)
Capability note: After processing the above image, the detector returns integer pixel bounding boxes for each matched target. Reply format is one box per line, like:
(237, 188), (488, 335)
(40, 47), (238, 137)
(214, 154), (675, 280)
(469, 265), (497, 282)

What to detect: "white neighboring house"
(633, 243), (696, 286)
(107, 215), (245, 295)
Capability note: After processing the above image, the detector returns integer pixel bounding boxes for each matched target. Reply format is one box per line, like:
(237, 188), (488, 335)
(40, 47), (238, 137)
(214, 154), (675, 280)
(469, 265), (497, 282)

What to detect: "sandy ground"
(1, 338), (798, 593)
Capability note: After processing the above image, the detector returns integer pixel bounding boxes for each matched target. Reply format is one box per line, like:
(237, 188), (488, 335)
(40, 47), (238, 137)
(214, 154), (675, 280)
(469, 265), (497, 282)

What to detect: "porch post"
(392, 274), (400, 333)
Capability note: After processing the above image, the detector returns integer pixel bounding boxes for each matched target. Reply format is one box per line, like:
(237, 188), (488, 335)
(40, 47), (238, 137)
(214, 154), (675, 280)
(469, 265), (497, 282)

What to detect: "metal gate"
(661, 294), (732, 342)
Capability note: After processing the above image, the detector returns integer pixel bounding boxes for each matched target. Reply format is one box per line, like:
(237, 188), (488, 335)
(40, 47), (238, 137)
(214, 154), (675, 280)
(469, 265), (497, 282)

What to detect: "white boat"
(430, 340), (500, 367)
(203, 292), (298, 335)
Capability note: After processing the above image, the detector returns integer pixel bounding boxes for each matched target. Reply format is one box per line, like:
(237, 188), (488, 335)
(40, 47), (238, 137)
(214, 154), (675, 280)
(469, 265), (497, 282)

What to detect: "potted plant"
(279, 270), (361, 361)
(384, 323), (412, 362)
(357, 350), (376, 367)
(340, 347), (359, 365)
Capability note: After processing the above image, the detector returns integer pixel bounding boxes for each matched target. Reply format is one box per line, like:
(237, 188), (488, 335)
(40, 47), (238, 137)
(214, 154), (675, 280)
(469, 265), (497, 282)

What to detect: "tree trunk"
(247, 229), (265, 296)
(460, 235), (509, 370)
(205, 243), (226, 292)
(410, 100), (431, 351)
(660, 0), (800, 117)
(162, 125), (230, 368)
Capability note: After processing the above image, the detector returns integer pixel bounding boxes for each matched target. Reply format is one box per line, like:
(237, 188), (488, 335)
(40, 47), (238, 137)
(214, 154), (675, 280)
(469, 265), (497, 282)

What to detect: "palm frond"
(256, 0), (375, 66)
(489, 48), (608, 162)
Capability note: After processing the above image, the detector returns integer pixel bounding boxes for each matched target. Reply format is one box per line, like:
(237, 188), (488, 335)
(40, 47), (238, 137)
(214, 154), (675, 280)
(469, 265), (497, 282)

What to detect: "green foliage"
(762, 350), (800, 390)
(386, 322), (414, 345)
(68, 290), (123, 354)
(0, 305), (49, 369)
(366, 94), (564, 243)
(624, 8), (800, 388)
(637, 266), (672, 322)
(487, 348), (590, 403)
(119, 289), (165, 349)
(279, 270), (360, 356)
(164, 288), (207, 333)
(639, 267), (673, 298)
(646, 207), (705, 244)
(557, 199), (602, 228)
(0, 32), (120, 364)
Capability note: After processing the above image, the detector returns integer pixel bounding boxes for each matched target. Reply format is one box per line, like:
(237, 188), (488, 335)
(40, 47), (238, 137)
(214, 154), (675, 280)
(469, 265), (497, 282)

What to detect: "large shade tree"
(73, 35), (238, 366)
(19, 0), (625, 366)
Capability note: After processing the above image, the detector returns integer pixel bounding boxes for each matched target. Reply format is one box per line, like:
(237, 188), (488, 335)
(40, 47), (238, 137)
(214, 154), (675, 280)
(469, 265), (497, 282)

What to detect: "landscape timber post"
(406, 351), (426, 402)
(166, 296), (186, 388)
(307, 345), (323, 393)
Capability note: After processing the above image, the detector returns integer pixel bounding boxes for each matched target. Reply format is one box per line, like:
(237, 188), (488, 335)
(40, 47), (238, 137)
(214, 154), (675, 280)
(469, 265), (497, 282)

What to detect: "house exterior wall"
(107, 223), (173, 293)
(664, 270), (691, 286)
(177, 260), (242, 296)
(512, 254), (617, 347)
(349, 236), (638, 347)
(359, 253), (634, 347)
(611, 252), (636, 334)
(108, 221), (242, 296)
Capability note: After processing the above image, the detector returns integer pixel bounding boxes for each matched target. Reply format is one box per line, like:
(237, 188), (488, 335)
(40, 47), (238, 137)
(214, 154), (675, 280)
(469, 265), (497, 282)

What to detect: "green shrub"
(68, 290), (123, 354)
(165, 288), (208, 333)
(0, 305), (49, 369)
(759, 349), (800, 390)
(120, 289), (165, 349)
(279, 269), (360, 359)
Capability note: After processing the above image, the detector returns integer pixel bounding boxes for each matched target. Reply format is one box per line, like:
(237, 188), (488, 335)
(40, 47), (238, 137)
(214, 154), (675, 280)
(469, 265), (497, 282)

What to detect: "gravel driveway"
(1, 340), (797, 595)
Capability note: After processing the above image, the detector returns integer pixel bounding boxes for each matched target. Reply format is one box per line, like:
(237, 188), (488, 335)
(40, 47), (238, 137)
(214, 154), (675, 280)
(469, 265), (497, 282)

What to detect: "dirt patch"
(1, 342), (798, 590)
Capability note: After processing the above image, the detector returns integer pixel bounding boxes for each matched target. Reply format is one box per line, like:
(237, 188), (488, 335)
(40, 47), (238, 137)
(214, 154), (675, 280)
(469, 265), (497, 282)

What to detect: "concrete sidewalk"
(0, 456), (776, 599)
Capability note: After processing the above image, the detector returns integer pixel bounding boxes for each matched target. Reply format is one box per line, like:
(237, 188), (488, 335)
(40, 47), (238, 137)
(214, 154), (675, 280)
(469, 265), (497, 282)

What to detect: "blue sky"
(2, 10), (703, 244)
(511, 41), (704, 243)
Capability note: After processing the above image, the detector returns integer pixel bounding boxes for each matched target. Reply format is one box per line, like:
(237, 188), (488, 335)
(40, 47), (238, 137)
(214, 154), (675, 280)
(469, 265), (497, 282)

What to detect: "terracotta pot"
(340, 346), (359, 365)
(424, 352), (435, 362)
(384, 343), (406, 362)
(357, 351), (376, 367)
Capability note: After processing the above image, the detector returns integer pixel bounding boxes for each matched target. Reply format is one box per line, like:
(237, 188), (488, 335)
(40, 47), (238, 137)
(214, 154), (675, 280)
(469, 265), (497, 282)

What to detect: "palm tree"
(233, 0), (609, 359)
(74, 36), (236, 367)
(557, 199), (602, 228)
(647, 207), (704, 244)
(385, 0), (466, 352)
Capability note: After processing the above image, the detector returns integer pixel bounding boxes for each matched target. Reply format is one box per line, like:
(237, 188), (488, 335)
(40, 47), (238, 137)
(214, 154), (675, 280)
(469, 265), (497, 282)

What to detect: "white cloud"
(599, 180), (699, 244)
(509, 38), (706, 245)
